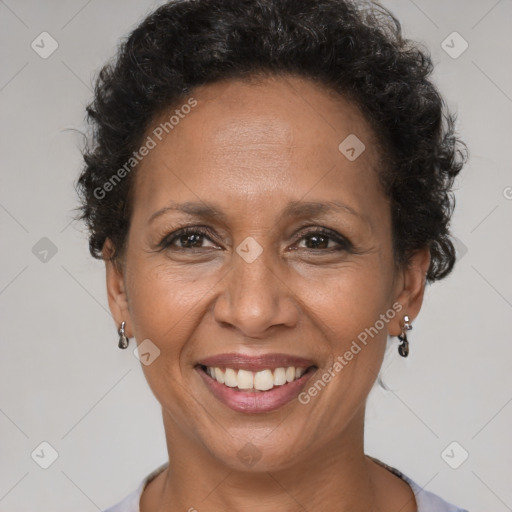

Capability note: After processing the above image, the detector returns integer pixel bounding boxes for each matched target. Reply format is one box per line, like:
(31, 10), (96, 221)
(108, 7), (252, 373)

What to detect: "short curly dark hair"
(76, 0), (467, 282)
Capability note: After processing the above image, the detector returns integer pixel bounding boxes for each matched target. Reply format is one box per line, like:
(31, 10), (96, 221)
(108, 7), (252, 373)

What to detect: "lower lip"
(196, 366), (317, 413)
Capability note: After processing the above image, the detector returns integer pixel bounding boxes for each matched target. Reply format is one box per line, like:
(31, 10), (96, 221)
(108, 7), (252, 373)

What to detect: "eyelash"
(158, 225), (353, 252)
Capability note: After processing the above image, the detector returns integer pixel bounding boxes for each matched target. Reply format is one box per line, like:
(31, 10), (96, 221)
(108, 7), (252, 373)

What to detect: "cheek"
(292, 275), (391, 437)
(126, 256), (220, 342)
(299, 260), (394, 340)
(123, 260), (218, 416)
(297, 261), (393, 394)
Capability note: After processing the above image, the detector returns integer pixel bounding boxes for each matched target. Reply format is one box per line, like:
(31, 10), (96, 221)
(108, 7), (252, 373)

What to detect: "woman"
(76, 0), (469, 510)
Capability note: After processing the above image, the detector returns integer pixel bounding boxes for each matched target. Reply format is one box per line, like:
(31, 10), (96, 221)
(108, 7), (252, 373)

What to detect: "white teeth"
(254, 369), (274, 391)
(214, 367), (225, 384)
(205, 365), (311, 391)
(237, 369), (254, 389)
(224, 368), (238, 387)
(273, 367), (287, 386)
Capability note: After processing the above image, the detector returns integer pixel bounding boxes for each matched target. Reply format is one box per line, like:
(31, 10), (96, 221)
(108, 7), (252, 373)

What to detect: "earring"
(397, 315), (412, 357)
(118, 321), (129, 349)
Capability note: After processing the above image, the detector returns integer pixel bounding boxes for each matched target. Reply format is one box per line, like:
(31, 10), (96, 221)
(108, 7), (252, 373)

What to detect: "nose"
(213, 249), (299, 338)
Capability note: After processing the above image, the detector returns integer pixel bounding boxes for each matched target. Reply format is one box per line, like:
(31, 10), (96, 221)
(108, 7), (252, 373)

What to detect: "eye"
(159, 226), (220, 250)
(157, 226), (352, 253)
(293, 228), (352, 251)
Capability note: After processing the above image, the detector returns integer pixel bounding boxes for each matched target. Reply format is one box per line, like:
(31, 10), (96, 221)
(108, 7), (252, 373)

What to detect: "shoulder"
(102, 484), (143, 512)
(369, 456), (470, 512)
(102, 463), (169, 512)
(403, 474), (470, 512)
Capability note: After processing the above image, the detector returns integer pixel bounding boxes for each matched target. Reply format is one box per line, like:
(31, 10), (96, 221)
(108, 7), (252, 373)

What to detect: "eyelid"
(158, 225), (221, 249)
(158, 224), (352, 252)
(292, 226), (353, 250)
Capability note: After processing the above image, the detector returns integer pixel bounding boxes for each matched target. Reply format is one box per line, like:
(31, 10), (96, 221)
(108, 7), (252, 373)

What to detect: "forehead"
(132, 74), (386, 222)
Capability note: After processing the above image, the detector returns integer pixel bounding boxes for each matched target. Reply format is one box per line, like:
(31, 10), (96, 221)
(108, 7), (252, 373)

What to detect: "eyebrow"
(147, 199), (365, 225)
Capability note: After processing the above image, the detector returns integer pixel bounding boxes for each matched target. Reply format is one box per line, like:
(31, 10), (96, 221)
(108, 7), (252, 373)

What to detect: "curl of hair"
(76, 0), (467, 281)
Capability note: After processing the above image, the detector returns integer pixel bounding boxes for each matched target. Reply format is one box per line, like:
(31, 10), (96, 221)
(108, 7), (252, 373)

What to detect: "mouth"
(194, 353), (318, 413)
(197, 364), (317, 392)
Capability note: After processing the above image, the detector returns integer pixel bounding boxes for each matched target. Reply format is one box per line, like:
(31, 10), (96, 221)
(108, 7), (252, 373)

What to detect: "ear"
(390, 247), (430, 336)
(103, 238), (134, 338)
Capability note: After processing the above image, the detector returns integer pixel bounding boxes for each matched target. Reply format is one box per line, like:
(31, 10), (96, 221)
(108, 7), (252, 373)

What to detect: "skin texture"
(104, 74), (430, 512)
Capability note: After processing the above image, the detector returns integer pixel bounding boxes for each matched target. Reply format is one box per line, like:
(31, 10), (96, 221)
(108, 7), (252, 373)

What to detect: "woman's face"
(105, 74), (429, 471)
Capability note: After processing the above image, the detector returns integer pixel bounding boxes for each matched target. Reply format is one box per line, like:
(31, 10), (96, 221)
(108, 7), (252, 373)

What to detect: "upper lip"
(197, 353), (317, 372)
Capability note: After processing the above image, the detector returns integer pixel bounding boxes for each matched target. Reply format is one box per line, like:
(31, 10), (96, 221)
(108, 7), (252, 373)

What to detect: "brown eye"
(302, 234), (330, 249)
(177, 232), (206, 248)
(160, 227), (219, 250)
(295, 228), (352, 251)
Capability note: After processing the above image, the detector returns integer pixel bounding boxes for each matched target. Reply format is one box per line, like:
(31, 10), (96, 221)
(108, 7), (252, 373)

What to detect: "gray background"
(1, 0), (511, 510)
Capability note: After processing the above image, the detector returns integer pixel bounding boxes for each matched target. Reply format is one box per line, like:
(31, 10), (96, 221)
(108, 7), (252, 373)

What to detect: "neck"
(144, 406), (392, 512)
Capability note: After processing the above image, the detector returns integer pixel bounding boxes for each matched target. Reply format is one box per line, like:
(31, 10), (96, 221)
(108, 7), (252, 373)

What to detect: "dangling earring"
(118, 321), (129, 349)
(397, 315), (412, 357)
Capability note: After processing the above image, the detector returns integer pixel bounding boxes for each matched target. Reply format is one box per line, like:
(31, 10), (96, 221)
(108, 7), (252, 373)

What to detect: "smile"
(200, 365), (313, 392)
(195, 353), (318, 413)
